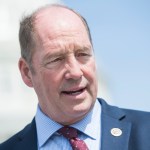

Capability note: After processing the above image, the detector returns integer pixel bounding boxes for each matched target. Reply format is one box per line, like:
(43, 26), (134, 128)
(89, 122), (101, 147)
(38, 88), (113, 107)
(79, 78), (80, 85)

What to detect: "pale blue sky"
(63, 0), (150, 111)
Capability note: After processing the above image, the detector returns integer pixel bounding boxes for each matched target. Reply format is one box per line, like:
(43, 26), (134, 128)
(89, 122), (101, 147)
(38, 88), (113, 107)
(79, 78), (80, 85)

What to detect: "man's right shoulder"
(0, 123), (31, 150)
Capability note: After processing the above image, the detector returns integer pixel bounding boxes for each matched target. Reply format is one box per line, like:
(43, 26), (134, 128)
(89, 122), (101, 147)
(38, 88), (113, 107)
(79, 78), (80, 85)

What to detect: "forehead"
(34, 6), (89, 42)
(35, 6), (84, 27)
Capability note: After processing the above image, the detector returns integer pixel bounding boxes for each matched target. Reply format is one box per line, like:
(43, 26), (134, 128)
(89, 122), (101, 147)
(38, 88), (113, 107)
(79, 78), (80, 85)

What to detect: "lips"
(62, 87), (86, 96)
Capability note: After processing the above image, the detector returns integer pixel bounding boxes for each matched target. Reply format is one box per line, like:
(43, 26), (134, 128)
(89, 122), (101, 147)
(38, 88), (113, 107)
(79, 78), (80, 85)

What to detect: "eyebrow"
(43, 52), (65, 62)
(42, 45), (92, 60)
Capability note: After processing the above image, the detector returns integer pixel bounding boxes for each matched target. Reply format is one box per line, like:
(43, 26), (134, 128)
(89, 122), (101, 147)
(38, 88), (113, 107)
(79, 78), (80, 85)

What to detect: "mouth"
(61, 87), (86, 96)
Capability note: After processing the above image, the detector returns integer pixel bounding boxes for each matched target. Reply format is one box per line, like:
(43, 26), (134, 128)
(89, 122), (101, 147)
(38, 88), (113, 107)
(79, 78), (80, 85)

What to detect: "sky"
(62, 0), (150, 111)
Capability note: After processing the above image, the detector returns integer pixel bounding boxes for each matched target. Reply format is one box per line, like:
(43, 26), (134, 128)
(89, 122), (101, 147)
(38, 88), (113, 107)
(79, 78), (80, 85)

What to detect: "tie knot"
(58, 126), (78, 139)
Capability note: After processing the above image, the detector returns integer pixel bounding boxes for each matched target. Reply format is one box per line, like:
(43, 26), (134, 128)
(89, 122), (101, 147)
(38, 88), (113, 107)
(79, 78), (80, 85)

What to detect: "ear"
(18, 58), (33, 87)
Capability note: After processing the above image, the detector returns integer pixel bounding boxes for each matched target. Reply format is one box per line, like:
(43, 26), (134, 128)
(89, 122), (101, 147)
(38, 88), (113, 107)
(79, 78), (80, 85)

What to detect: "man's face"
(25, 7), (98, 125)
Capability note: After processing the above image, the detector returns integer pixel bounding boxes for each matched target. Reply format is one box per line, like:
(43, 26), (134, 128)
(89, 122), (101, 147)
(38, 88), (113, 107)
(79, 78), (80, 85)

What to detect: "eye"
(76, 52), (92, 58)
(44, 56), (64, 68)
(50, 57), (64, 63)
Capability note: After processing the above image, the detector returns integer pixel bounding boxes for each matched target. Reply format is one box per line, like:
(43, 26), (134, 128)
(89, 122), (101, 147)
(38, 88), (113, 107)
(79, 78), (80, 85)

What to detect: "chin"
(72, 102), (93, 117)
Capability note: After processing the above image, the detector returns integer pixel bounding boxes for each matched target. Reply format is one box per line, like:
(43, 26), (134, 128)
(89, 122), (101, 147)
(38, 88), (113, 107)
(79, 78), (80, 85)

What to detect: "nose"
(65, 57), (83, 80)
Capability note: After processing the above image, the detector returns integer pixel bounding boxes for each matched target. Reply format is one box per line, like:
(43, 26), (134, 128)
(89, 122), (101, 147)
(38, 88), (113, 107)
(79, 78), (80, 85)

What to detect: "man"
(0, 4), (150, 150)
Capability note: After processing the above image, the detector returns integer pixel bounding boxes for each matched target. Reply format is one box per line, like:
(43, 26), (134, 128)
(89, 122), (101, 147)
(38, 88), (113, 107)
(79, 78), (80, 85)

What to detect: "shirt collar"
(71, 100), (101, 140)
(35, 99), (101, 147)
(35, 106), (62, 147)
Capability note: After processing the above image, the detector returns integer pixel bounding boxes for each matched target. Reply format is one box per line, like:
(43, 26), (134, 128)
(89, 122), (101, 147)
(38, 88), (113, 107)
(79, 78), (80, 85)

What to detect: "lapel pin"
(110, 128), (122, 137)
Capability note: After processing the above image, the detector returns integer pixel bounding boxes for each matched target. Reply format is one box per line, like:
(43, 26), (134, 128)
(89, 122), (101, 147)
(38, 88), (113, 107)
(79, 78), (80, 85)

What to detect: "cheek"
(83, 59), (97, 80)
(41, 70), (64, 92)
(83, 60), (98, 93)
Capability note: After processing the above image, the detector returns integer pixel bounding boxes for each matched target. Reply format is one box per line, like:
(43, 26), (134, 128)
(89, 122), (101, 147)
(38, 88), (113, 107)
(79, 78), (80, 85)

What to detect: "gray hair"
(19, 4), (93, 72)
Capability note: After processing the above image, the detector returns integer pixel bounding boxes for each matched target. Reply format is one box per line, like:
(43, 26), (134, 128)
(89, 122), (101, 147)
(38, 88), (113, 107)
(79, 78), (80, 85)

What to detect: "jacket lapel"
(99, 99), (131, 150)
(15, 119), (37, 150)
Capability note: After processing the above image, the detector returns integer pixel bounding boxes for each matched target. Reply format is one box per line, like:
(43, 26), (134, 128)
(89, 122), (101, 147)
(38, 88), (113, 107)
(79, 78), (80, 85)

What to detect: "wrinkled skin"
(19, 6), (98, 125)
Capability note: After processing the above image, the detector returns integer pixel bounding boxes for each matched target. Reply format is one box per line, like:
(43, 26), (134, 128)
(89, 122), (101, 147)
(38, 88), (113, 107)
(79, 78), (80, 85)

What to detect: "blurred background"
(0, 0), (150, 143)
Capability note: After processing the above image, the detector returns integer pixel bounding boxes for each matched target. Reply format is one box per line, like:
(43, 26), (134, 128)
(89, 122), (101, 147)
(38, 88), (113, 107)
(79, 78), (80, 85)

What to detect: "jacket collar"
(15, 119), (37, 150)
(16, 99), (131, 150)
(99, 98), (131, 150)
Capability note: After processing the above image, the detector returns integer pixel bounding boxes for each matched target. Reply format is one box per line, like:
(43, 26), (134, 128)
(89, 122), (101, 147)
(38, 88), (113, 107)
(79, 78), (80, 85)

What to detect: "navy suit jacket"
(1, 98), (150, 150)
